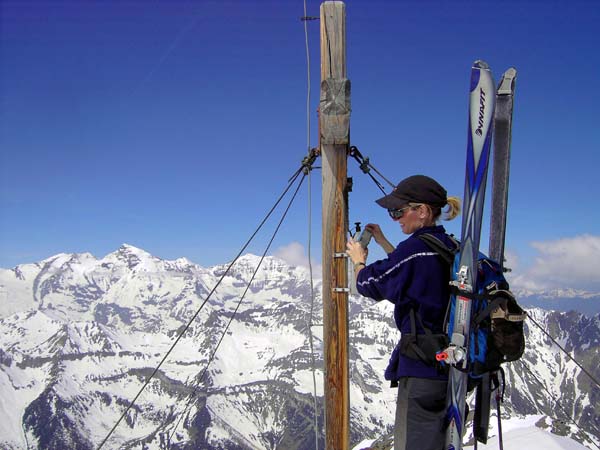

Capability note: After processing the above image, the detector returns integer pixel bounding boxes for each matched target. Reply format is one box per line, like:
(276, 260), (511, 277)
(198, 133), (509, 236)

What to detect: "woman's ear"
(420, 204), (435, 223)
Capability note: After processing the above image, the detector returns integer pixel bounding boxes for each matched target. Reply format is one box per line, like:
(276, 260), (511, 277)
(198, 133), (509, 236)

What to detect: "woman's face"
(395, 204), (425, 234)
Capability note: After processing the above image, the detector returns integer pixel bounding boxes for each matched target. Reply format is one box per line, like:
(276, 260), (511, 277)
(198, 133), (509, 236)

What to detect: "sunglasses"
(387, 205), (414, 220)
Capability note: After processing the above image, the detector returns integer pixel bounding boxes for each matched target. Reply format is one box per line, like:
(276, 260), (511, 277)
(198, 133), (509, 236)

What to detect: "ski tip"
(498, 68), (517, 94)
(473, 60), (490, 70)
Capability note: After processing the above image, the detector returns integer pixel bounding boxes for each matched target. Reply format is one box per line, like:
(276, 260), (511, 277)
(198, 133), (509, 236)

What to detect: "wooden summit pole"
(320, 2), (350, 449)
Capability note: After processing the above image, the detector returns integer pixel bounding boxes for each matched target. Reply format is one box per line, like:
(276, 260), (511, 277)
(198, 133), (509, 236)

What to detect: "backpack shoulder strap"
(417, 233), (458, 266)
(418, 233), (458, 334)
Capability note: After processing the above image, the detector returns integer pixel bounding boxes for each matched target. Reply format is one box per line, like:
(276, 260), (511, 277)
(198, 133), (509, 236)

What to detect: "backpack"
(418, 233), (526, 381)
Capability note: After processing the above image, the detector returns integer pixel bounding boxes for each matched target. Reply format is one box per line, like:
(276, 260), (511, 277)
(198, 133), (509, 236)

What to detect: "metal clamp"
(332, 253), (350, 293)
(333, 287), (350, 293)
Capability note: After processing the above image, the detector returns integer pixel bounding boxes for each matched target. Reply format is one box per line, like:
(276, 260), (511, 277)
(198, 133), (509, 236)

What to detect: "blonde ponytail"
(444, 196), (461, 221)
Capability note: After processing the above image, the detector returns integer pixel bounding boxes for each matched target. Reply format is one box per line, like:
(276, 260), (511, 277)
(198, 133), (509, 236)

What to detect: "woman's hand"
(365, 223), (395, 254)
(346, 238), (368, 265)
(365, 223), (385, 244)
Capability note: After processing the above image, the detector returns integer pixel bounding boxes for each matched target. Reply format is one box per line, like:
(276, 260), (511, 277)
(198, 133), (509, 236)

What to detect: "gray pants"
(394, 377), (448, 450)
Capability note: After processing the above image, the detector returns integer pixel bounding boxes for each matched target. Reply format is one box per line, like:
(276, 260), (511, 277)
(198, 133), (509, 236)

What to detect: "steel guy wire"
(517, 359), (600, 450)
(167, 172), (308, 446)
(303, 0), (321, 447)
(303, 0), (312, 161)
(349, 146), (396, 195)
(365, 158), (396, 190)
(306, 168), (321, 450)
(97, 166), (305, 449)
(526, 311), (600, 390)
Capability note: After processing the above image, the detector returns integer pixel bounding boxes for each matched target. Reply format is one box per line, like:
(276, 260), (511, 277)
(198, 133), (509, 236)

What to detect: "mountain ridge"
(0, 245), (598, 449)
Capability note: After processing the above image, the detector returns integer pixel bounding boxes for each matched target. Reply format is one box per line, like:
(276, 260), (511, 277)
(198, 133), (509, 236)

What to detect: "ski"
(444, 60), (496, 450)
(488, 67), (517, 266)
(473, 67), (518, 445)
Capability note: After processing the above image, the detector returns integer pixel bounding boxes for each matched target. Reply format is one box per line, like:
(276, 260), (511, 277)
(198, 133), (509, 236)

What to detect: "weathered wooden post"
(320, 2), (350, 449)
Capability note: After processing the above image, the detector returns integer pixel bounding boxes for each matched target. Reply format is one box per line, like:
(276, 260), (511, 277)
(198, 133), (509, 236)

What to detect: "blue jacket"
(356, 225), (455, 380)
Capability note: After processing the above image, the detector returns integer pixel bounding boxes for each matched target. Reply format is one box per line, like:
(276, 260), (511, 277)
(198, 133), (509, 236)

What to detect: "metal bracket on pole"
(333, 253), (350, 293)
(333, 287), (350, 293)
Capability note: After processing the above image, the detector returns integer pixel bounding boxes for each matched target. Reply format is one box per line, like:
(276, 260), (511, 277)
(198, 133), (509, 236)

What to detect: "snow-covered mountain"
(514, 287), (600, 317)
(0, 245), (598, 449)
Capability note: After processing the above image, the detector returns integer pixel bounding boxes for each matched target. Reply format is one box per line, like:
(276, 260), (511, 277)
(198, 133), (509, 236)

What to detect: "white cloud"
(509, 234), (600, 291)
(273, 241), (322, 276)
(276, 236), (600, 293)
(503, 248), (520, 273)
(274, 242), (309, 267)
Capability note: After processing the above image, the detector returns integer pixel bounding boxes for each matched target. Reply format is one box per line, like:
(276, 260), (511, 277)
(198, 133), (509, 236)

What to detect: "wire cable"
(166, 173), (308, 446)
(348, 146), (395, 195)
(306, 170), (321, 450)
(98, 167), (305, 449)
(303, 0), (321, 448)
(130, 7), (202, 97)
(303, 0), (312, 162)
(517, 359), (600, 450)
(366, 159), (396, 190)
(526, 311), (600, 389)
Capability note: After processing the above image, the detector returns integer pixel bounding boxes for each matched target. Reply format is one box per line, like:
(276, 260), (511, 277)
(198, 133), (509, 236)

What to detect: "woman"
(346, 174), (461, 450)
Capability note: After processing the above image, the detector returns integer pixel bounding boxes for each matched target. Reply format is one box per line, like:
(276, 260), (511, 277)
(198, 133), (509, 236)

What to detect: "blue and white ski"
(443, 60), (496, 450)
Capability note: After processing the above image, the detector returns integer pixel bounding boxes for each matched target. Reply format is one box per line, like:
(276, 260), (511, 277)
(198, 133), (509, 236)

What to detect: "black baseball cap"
(376, 175), (448, 210)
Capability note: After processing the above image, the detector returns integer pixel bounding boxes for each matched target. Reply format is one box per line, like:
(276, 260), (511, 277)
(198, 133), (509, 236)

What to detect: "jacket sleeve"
(356, 245), (415, 303)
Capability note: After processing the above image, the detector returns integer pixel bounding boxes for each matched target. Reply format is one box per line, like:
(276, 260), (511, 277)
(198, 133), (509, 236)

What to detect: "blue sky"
(1, 0), (599, 291)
